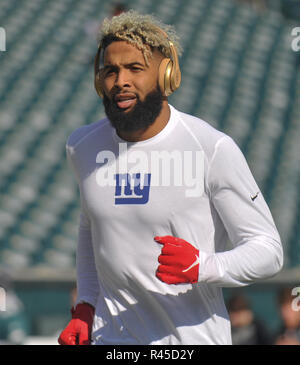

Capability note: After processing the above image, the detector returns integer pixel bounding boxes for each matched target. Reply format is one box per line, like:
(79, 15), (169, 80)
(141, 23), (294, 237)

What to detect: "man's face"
(101, 41), (164, 133)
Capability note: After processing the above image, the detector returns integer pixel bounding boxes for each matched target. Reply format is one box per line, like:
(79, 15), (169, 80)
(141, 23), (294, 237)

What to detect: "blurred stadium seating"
(0, 0), (299, 341)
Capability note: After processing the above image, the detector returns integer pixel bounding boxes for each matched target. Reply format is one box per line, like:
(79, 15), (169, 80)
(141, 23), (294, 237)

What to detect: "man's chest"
(79, 144), (206, 224)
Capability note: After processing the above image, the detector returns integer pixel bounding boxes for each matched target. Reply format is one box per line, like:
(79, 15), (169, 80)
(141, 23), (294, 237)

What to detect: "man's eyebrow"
(103, 62), (145, 69)
(103, 64), (118, 71)
(126, 62), (145, 67)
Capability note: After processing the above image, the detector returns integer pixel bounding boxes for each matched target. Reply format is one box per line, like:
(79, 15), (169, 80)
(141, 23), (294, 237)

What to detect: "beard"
(103, 85), (164, 133)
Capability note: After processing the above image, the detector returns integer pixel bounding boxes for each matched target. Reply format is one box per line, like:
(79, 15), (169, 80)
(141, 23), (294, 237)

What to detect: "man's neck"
(116, 101), (170, 142)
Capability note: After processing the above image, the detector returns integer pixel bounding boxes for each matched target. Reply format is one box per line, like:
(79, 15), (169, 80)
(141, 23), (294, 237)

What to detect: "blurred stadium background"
(0, 0), (299, 344)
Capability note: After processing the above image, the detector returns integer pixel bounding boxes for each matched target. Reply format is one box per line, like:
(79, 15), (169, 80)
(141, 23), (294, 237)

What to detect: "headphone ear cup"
(94, 45), (104, 98)
(170, 59), (181, 92)
(158, 58), (172, 96)
(94, 70), (104, 98)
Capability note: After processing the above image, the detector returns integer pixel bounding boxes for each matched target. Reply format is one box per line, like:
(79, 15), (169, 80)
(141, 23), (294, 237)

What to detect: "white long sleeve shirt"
(66, 104), (283, 345)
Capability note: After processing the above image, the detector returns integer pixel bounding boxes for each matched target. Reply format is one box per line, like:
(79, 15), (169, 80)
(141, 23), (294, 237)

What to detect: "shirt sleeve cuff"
(198, 251), (221, 283)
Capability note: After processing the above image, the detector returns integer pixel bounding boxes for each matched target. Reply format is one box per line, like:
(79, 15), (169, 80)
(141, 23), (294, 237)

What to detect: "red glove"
(155, 236), (200, 284)
(58, 303), (95, 345)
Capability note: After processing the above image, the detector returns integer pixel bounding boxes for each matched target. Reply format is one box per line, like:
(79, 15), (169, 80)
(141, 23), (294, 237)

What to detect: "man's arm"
(57, 208), (98, 345)
(58, 143), (100, 344)
(65, 142), (100, 306)
(75, 208), (100, 307)
(198, 135), (283, 286)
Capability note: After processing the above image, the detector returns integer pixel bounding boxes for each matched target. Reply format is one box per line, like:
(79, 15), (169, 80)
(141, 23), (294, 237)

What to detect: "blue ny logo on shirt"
(114, 173), (151, 205)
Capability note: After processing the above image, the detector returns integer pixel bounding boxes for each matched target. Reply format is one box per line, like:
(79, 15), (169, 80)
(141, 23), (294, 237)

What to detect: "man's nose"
(115, 69), (131, 89)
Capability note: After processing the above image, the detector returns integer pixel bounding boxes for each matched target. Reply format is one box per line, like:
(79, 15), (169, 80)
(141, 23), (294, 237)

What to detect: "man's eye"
(131, 67), (142, 71)
(103, 67), (116, 76)
(106, 69), (115, 75)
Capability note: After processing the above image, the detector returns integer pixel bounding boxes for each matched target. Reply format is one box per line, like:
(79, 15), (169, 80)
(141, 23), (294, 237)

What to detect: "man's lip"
(114, 93), (137, 101)
(116, 98), (136, 109)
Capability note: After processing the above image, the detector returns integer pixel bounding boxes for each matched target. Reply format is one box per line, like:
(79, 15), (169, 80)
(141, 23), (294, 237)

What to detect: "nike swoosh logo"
(182, 255), (200, 273)
(251, 192), (259, 201)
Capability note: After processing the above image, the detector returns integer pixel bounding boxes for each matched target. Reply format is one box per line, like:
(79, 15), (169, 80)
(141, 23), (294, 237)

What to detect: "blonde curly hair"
(98, 10), (182, 65)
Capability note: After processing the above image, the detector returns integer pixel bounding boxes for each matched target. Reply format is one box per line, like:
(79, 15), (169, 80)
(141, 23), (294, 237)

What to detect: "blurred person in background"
(110, 3), (127, 17)
(83, 2), (127, 64)
(227, 293), (273, 345)
(235, 0), (267, 12)
(84, 1), (127, 38)
(0, 268), (29, 345)
(274, 287), (300, 345)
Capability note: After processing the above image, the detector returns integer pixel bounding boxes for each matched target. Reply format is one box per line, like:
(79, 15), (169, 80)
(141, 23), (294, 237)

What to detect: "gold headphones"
(94, 29), (181, 98)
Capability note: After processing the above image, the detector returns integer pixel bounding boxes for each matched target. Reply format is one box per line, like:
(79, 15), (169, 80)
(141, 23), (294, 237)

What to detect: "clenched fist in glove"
(58, 303), (95, 345)
(155, 236), (200, 284)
